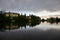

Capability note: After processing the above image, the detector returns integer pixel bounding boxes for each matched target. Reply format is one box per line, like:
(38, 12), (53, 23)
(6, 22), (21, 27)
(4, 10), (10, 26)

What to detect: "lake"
(0, 22), (60, 40)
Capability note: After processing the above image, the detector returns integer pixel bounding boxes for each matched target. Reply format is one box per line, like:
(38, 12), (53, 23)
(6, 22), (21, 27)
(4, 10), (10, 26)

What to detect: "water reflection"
(0, 21), (60, 32)
(34, 21), (60, 31)
(0, 22), (40, 32)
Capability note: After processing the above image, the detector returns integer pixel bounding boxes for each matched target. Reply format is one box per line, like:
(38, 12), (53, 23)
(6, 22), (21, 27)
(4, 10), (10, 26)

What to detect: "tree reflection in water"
(0, 21), (60, 32)
(0, 22), (41, 32)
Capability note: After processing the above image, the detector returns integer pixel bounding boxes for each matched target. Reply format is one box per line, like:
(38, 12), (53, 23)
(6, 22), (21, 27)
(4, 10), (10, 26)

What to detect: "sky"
(0, 0), (60, 16)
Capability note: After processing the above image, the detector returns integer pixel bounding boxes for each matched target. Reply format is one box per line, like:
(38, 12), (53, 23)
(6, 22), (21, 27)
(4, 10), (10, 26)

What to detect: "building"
(4, 12), (20, 17)
(3, 12), (20, 22)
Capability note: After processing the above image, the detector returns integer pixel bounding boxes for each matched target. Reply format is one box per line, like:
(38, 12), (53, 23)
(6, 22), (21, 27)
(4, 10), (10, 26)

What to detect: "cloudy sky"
(0, 0), (60, 16)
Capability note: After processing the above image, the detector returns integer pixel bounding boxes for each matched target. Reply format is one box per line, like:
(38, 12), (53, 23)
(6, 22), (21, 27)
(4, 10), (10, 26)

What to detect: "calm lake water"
(0, 22), (60, 40)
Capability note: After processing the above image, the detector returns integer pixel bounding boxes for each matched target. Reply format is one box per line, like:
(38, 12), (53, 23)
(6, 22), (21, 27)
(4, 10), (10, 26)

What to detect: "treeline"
(47, 17), (60, 23)
(0, 11), (41, 25)
(41, 17), (60, 24)
(0, 11), (60, 24)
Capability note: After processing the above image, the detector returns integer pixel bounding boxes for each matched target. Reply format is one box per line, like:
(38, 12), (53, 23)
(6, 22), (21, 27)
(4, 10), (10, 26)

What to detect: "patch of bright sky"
(35, 10), (60, 16)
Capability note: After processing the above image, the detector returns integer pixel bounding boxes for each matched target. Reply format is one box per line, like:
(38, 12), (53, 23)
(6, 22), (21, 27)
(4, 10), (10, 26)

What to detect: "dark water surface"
(0, 22), (60, 40)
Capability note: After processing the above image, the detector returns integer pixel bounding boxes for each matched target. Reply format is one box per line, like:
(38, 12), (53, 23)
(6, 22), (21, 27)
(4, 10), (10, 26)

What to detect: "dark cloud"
(0, 0), (60, 12)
